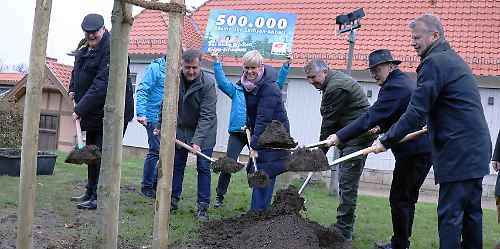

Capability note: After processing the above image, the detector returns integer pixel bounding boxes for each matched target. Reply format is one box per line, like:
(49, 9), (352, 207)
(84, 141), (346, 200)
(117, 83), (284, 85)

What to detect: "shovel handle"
(299, 127), (428, 195)
(244, 127), (258, 172)
(303, 140), (329, 149)
(175, 139), (215, 162)
(72, 100), (84, 149)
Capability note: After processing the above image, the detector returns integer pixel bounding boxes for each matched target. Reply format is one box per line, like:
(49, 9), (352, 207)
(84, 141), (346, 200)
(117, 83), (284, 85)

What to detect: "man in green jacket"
(304, 59), (376, 240)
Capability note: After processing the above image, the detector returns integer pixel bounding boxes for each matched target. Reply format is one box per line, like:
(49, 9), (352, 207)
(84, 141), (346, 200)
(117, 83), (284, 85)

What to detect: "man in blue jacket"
(372, 14), (491, 249)
(326, 49), (432, 249)
(68, 14), (134, 210)
(135, 56), (166, 198)
(209, 49), (290, 208)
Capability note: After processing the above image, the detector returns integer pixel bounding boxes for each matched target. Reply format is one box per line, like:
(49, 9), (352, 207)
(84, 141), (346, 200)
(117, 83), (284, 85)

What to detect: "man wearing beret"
(68, 13), (134, 210)
(326, 49), (432, 249)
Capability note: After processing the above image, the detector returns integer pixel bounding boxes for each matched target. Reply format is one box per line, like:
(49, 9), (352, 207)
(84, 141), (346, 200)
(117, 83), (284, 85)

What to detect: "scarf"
(241, 67), (264, 92)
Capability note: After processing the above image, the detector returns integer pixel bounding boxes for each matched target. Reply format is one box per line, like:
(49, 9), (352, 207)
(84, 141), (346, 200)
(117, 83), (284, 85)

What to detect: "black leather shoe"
(71, 193), (91, 202)
(77, 199), (97, 210)
(141, 188), (156, 199)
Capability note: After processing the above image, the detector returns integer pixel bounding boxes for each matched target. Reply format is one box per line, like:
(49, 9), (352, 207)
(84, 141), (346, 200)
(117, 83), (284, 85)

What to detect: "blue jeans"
(250, 177), (276, 212)
(172, 146), (213, 203)
(438, 177), (483, 249)
(141, 122), (159, 190)
(216, 132), (247, 197)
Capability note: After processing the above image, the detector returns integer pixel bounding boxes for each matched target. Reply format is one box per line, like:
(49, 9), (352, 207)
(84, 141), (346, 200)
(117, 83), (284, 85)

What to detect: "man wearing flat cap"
(68, 13), (134, 210)
(325, 49), (432, 249)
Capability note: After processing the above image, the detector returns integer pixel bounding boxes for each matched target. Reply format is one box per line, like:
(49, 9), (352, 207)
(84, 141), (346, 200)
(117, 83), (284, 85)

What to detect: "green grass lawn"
(0, 152), (498, 248)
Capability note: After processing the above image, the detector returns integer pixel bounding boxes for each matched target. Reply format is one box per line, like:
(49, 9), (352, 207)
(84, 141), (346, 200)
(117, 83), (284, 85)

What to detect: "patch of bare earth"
(172, 186), (354, 249)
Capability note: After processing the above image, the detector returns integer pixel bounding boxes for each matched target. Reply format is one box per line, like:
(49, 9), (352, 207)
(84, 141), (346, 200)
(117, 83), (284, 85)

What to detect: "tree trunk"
(153, 1), (184, 248)
(94, 1), (132, 248)
(16, 0), (53, 248)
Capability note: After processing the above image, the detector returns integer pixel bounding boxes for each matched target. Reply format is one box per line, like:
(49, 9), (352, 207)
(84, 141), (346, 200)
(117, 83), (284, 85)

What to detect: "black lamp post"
(336, 8), (365, 75)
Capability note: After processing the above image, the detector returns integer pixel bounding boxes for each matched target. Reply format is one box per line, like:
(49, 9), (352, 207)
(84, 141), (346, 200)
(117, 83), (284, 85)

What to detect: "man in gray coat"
(372, 14), (491, 249)
(167, 50), (217, 222)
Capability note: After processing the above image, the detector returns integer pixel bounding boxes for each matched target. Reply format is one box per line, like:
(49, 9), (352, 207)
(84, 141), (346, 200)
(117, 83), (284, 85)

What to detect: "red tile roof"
(191, 0), (500, 76)
(45, 57), (73, 89)
(128, 9), (203, 55)
(0, 73), (26, 84)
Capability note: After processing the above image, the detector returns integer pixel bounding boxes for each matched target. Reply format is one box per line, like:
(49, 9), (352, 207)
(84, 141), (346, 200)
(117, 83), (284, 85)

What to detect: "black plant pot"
(0, 148), (58, 177)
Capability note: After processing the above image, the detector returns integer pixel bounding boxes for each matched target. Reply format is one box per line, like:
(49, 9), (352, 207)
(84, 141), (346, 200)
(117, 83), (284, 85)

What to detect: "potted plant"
(0, 98), (58, 176)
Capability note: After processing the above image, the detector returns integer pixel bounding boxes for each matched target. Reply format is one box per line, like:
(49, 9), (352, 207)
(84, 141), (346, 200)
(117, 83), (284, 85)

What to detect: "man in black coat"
(491, 131), (500, 223)
(372, 14), (491, 249)
(326, 49), (432, 249)
(68, 14), (134, 210)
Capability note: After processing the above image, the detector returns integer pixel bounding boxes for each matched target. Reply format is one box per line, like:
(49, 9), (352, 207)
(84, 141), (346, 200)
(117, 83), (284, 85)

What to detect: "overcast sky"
(0, 0), (208, 68)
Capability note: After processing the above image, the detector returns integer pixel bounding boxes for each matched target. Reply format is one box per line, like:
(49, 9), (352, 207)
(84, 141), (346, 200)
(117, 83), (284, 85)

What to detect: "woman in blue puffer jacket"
(210, 49), (291, 210)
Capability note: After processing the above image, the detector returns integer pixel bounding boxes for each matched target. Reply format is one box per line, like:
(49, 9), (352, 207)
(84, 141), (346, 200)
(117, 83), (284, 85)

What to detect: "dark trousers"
(216, 132), (247, 197)
(84, 124), (129, 200)
(141, 122), (159, 190)
(172, 146), (213, 204)
(390, 153), (432, 249)
(438, 177), (483, 249)
(85, 130), (103, 200)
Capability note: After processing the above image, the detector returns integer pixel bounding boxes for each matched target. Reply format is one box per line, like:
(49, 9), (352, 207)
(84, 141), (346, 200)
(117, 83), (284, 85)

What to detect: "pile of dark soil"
(258, 120), (298, 149)
(172, 186), (353, 249)
(64, 145), (101, 165)
(286, 148), (330, 172)
(211, 156), (245, 174)
(247, 170), (272, 188)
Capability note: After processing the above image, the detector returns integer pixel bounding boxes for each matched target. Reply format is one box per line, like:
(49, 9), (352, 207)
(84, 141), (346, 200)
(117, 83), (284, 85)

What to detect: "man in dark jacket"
(68, 14), (134, 210)
(491, 130), (500, 223)
(304, 58), (376, 240)
(169, 50), (217, 222)
(326, 49), (432, 249)
(373, 14), (491, 249)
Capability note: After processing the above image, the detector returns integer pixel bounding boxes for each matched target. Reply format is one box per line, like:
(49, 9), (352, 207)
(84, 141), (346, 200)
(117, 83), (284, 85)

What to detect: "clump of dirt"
(171, 186), (353, 249)
(247, 170), (272, 188)
(258, 120), (298, 149)
(286, 148), (330, 172)
(211, 156), (245, 174)
(64, 145), (101, 165)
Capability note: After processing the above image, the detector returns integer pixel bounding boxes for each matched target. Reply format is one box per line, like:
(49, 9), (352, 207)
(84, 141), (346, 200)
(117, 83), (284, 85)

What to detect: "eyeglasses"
(84, 26), (103, 37)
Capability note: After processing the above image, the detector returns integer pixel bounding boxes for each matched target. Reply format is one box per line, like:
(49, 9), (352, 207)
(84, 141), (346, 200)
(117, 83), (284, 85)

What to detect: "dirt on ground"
(64, 145), (101, 165)
(258, 120), (298, 149)
(286, 148), (330, 172)
(211, 156), (245, 174)
(171, 186), (353, 249)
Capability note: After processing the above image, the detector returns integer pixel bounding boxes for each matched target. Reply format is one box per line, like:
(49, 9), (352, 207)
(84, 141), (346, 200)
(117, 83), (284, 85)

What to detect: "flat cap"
(81, 13), (104, 32)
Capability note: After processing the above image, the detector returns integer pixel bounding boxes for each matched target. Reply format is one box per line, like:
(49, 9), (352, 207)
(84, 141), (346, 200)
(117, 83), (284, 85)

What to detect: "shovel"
(64, 101), (101, 165)
(244, 127), (272, 188)
(175, 139), (244, 174)
(271, 139), (330, 151)
(298, 127), (428, 195)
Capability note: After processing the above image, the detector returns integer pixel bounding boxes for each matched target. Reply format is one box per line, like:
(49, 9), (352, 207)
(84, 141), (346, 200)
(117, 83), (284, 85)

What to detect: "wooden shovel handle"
(73, 100), (84, 149)
(175, 139), (215, 162)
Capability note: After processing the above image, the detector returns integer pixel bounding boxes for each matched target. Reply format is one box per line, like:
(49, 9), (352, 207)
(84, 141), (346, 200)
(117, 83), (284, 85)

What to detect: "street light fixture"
(336, 8), (365, 34)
